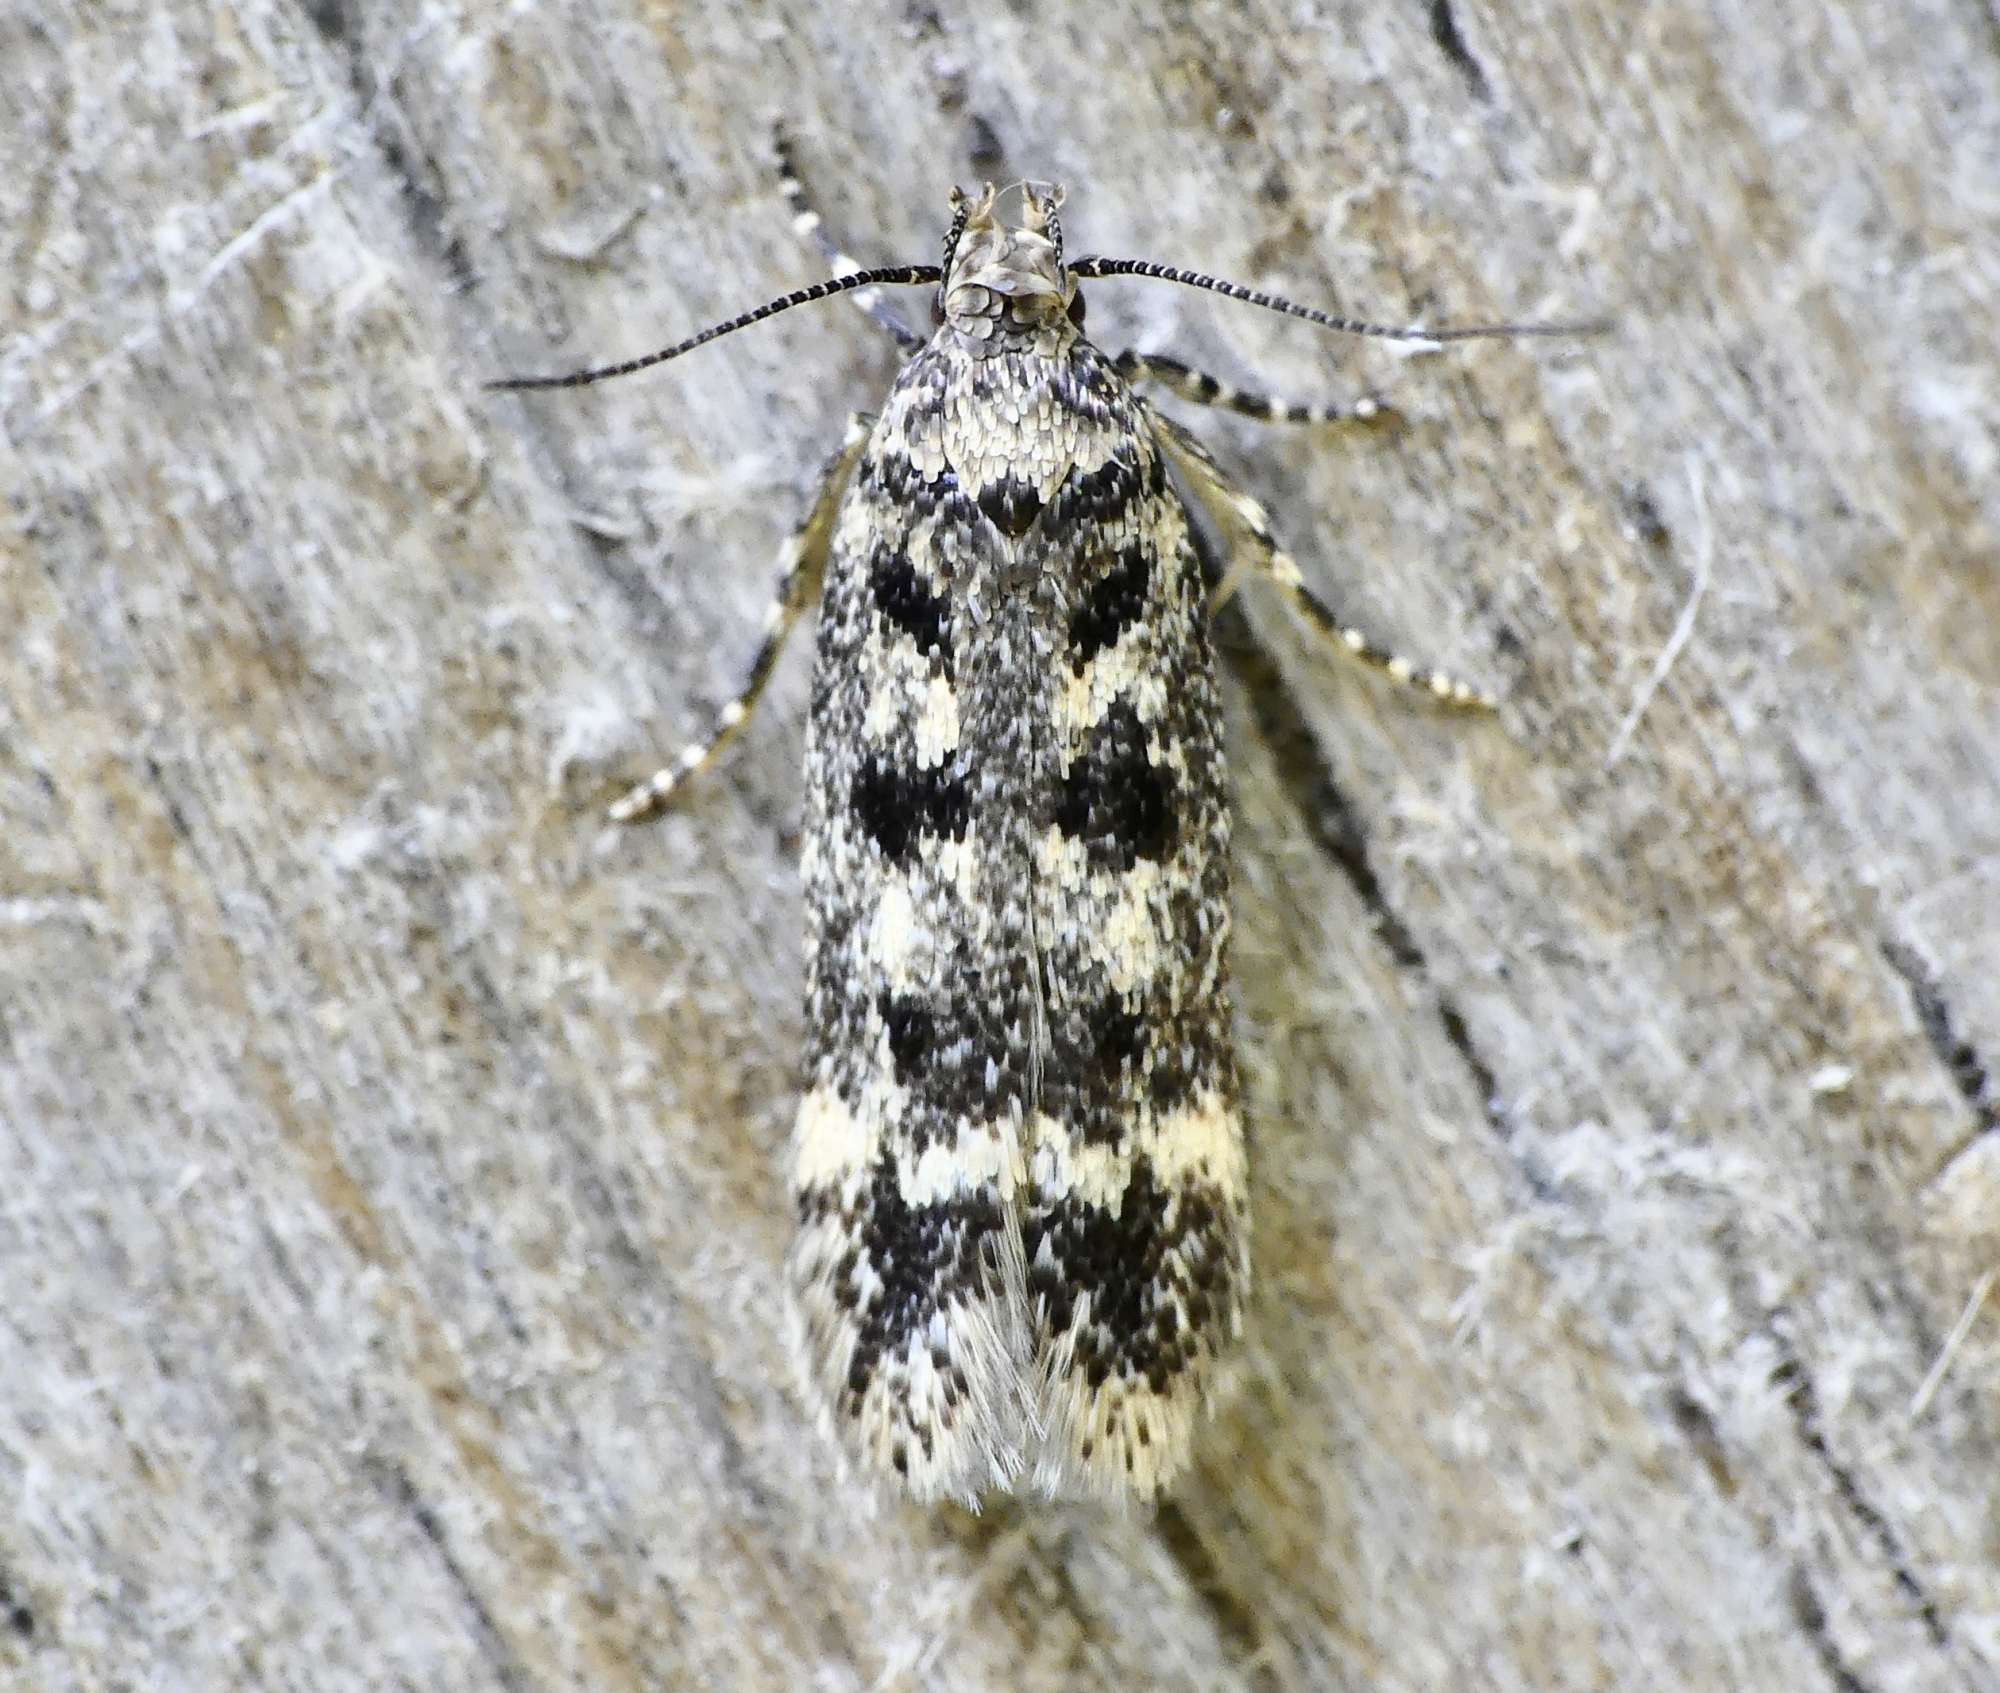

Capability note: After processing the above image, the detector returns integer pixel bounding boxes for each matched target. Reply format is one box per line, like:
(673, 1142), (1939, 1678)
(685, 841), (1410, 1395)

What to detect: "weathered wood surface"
(4, 3), (1997, 1689)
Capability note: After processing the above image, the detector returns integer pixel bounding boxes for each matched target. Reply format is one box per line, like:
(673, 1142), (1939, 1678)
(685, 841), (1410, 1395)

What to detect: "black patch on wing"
(874, 972), (1037, 1155)
(1049, 443), (1146, 531)
(852, 756), (970, 862)
(1044, 993), (1143, 1148)
(862, 447), (928, 507)
(1086, 995), (1146, 1087)
(865, 453), (979, 533)
(879, 992), (937, 1080)
(1069, 544), (1152, 670)
(869, 546), (952, 671)
(1054, 702), (1176, 869)
(1025, 1159), (1235, 1395)
(1043, 988), (1205, 1146)
(833, 1154), (1006, 1415)
(977, 473), (1043, 539)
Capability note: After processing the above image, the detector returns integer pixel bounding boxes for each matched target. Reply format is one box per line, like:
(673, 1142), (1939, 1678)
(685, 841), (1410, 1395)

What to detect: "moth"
(495, 129), (1595, 1504)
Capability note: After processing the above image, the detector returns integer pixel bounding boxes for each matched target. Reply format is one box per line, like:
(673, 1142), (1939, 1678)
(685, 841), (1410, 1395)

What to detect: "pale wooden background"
(4, 2), (1997, 1689)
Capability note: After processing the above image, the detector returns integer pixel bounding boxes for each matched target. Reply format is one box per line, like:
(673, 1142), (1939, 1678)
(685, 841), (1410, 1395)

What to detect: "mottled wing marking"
(791, 382), (1036, 1499)
(791, 332), (1247, 1502)
(1022, 352), (1247, 1498)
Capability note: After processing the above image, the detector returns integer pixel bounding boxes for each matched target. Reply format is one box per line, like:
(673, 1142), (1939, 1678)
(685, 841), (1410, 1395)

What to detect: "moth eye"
(1066, 289), (1087, 327)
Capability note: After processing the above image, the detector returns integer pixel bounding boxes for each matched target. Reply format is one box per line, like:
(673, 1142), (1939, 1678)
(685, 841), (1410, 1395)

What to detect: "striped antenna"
(939, 185), (981, 285)
(1068, 256), (1608, 344)
(488, 265), (941, 391)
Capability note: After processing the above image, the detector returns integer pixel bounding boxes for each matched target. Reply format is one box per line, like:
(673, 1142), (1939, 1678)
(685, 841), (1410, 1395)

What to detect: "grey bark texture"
(4, 2), (1997, 1689)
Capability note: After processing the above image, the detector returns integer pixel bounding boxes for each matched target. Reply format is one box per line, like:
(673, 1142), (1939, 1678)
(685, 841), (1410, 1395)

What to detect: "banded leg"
(772, 122), (924, 354)
(1149, 409), (1497, 710)
(610, 414), (874, 822)
(1113, 349), (1392, 428)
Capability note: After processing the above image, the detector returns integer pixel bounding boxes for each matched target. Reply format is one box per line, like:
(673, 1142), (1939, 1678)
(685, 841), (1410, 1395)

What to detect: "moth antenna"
(941, 184), (995, 285)
(487, 265), (942, 391)
(1067, 256), (1609, 343)
(1024, 182), (1067, 267)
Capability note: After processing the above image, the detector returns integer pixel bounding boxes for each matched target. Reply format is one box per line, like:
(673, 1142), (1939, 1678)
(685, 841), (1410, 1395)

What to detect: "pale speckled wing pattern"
(788, 297), (1248, 1501)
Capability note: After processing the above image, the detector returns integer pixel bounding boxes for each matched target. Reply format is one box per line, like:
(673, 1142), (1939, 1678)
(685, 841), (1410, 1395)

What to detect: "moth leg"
(609, 414), (875, 823)
(1149, 409), (1497, 710)
(1113, 349), (1392, 428)
(772, 120), (925, 354)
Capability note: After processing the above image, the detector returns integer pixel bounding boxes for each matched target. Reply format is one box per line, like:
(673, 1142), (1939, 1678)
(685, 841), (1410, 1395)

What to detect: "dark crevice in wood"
(1665, 1384), (1738, 1496)
(378, 1462), (542, 1693)
(300, 0), (478, 295)
(1153, 1500), (1267, 1671)
(298, 0), (350, 44)
(0, 1569), (37, 1642)
(1882, 939), (1998, 1137)
(1788, 1566), (1878, 1693)
(1214, 598), (1521, 1159)
(1425, 0), (1492, 101)
(1434, 991), (1505, 1136)
(1767, 1323), (1952, 1652)
(1214, 599), (1417, 964)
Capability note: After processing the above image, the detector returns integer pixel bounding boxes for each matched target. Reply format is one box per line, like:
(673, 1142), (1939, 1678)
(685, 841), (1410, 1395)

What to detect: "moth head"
(937, 180), (1080, 351)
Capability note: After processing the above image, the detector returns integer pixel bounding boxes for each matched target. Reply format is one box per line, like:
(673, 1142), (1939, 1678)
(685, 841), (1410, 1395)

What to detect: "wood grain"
(4, 3), (1996, 1689)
